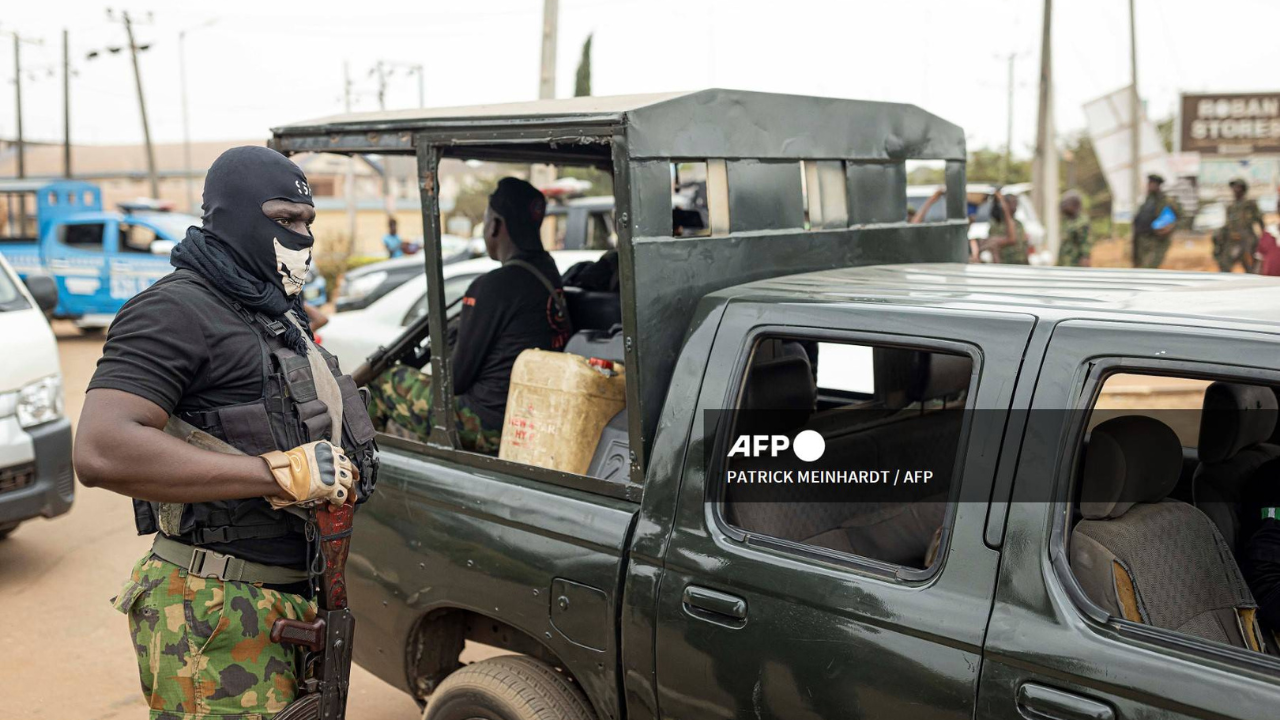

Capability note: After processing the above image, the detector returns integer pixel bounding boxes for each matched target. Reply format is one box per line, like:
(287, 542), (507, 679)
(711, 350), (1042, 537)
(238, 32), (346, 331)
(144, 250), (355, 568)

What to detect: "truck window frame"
(707, 323), (979, 583)
(57, 221), (107, 252)
(1050, 354), (1280, 675)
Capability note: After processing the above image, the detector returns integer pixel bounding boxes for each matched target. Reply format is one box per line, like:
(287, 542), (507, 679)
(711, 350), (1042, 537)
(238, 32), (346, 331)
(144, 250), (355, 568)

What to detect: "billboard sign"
(1180, 92), (1280, 156)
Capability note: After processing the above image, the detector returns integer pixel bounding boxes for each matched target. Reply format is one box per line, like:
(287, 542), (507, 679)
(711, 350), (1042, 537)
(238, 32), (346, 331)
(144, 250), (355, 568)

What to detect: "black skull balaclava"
(202, 146), (315, 296)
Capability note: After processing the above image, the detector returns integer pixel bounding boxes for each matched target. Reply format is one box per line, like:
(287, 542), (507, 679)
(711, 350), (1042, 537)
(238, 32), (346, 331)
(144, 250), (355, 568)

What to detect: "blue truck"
(0, 179), (325, 332)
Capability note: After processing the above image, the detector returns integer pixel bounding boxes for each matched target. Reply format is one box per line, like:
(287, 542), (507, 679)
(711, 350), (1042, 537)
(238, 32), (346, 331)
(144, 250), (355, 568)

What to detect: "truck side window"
(720, 336), (972, 570)
(59, 223), (105, 251)
(119, 223), (159, 254)
(1063, 371), (1279, 656)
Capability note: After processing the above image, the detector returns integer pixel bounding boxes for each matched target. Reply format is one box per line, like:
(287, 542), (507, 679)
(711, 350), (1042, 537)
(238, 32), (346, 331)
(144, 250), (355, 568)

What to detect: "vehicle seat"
(1193, 382), (1280, 554)
(565, 324), (624, 364)
(1070, 415), (1266, 651)
(563, 286), (621, 331)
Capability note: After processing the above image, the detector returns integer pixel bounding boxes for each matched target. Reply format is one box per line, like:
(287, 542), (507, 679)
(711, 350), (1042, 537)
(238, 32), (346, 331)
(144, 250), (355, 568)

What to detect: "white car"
(0, 258), (72, 539)
(320, 251), (605, 373)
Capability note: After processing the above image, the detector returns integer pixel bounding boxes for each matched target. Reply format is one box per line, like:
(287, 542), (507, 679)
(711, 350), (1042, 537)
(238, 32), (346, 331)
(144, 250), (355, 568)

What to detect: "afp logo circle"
(727, 430), (826, 462)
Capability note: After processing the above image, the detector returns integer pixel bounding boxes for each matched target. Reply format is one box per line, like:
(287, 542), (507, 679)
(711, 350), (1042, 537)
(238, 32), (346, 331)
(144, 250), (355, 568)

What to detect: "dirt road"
(0, 323), (421, 720)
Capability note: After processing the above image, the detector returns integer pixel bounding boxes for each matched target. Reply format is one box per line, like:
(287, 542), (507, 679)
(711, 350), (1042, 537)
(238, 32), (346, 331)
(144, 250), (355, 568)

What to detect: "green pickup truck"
(272, 91), (1280, 720)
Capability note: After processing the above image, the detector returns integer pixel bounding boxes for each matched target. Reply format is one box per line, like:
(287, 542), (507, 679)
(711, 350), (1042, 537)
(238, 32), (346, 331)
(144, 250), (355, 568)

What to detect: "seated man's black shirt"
(451, 250), (570, 429)
(88, 269), (308, 568)
(1240, 456), (1280, 629)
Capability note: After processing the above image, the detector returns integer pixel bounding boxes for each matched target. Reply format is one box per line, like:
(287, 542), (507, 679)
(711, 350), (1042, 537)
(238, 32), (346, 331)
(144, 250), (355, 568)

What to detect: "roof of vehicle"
(270, 88), (964, 162)
(344, 235), (472, 277)
(727, 263), (1280, 328)
(548, 195), (615, 211)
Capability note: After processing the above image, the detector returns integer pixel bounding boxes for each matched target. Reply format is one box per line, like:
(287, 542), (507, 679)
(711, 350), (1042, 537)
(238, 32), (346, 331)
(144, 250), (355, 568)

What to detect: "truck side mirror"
(150, 239), (177, 256)
(23, 275), (59, 313)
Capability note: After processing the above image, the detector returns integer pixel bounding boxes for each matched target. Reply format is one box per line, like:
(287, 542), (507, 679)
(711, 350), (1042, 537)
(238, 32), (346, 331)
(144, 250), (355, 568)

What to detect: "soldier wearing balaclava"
(77, 146), (378, 716)
(171, 145), (318, 352)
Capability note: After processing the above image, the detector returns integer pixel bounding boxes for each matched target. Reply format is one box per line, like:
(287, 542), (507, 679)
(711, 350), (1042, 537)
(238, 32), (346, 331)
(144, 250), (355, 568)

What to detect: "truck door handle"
(1017, 683), (1114, 720)
(682, 585), (747, 624)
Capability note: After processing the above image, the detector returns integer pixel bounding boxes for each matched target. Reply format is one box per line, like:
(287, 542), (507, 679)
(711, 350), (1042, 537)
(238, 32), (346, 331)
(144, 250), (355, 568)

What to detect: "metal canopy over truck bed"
(270, 89), (969, 492)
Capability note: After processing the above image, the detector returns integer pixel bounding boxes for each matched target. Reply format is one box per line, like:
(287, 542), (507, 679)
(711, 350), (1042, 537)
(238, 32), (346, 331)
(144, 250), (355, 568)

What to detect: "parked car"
(321, 250), (603, 371)
(547, 195), (616, 250)
(333, 234), (475, 313)
(0, 255), (73, 540)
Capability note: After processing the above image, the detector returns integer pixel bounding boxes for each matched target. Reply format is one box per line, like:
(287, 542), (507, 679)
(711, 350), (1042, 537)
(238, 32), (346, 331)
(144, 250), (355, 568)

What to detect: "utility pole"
(416, 64), (424, 108)
(374, 60), (387, 110)
(118, 11), (159, 198)
(344, 61), (357, 249)
(539, 0), (559, 100)
(1129, 0), (1141, 221)
(5, 32), (42, 179)
(1032, 0), (1059, 259)
(1002, 53), (1015, 185)
(62, 29), (71, 178)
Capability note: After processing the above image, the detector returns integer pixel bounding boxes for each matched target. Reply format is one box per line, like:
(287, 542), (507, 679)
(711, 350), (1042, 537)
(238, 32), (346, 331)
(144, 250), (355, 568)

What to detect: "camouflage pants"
(111, 554), (316, 719)
(1213, 231), (1256, 273)
(367, 365), (502, 453)
(1134, 234), (1171, 269)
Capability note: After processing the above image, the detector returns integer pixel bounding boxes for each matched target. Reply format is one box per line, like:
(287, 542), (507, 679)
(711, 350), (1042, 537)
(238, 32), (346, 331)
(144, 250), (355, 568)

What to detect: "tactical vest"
(132, 275), (378, 565)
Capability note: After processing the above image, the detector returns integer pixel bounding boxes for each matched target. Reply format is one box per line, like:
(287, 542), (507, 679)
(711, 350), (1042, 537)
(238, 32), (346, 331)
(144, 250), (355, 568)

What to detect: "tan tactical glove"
(260, 440), (357, 509)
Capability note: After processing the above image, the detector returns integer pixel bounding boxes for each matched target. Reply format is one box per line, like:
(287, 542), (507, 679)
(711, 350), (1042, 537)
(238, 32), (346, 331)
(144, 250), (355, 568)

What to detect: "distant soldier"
(1057, 191), (1092, 267)
(982, 190), (1029, 264)
(1213, 178), (1265, 273)
(1131, 174), (1181, 269)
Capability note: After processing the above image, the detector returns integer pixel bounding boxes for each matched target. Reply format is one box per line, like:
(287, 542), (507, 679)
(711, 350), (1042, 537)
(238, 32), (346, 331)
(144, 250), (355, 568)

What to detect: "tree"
(574, 34), (592, 97)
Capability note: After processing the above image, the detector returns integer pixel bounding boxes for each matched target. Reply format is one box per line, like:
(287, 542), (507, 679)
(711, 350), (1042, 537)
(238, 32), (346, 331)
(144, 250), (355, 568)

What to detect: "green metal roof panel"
(727, 263), (1280, 326)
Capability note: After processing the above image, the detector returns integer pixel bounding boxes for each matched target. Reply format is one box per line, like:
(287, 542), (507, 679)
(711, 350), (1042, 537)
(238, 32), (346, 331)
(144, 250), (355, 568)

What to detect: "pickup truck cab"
(272, 92), (1279, 720)
(0, 180), (200, 329)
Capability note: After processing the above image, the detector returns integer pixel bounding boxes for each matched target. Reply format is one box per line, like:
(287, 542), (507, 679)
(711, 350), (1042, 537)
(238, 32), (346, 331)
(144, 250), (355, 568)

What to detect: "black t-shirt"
(451, 251), (570, 428)
(89, 270), (263, 413)
(88, 269), (307, 568)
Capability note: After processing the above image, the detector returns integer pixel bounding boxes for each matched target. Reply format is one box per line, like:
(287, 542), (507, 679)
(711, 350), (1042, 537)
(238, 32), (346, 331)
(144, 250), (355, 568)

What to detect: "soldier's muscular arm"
(75, 388), (283, 503)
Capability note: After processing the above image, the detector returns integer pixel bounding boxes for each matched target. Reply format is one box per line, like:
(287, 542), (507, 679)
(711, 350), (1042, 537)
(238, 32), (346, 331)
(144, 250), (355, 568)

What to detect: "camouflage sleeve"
(1250, 200), (1264, 227)
(1079, 221), (1093, 254)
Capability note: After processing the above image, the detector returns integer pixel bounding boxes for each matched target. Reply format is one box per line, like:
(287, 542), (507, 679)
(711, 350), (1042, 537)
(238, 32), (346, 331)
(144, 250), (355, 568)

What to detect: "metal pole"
(123, 12), (159, 198)
(1003, 53), (1014, 185)
(539, 0), (559, 100)
(14, 35), (25, 179)
(1034, 0), (1059, 259)
(417, 65), (424, 108)
(344, 61), (357, 249)
(1129, 0), (1141, 216)
(179, 29), (194, 212)
(62, 29), (71, 178)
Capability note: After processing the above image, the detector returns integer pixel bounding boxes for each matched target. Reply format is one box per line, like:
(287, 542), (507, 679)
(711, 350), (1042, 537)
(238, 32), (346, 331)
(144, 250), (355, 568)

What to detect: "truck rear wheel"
(423, 655), (595, 720)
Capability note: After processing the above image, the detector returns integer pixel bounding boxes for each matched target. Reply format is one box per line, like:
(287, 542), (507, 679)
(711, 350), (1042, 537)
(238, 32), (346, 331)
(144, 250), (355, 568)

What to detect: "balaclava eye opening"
(201, 146), (315, 298)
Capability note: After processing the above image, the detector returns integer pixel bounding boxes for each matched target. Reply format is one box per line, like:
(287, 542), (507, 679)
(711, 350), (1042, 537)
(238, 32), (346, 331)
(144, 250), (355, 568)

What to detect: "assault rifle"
(271, 502), (356, 720)
(350, 295), (463, 388)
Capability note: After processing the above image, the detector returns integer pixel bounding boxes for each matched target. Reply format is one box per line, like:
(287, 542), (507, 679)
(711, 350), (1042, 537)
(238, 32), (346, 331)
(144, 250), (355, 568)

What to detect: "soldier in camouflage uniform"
(981, 191), (1030, 264)
(1132, 174), (1181, 269)
(112, 555), (318, 717)
(369, 364), (501, 452)
(1214, 178), (1265, 273)
(76, 148), (369, 719)
(1057, 191), (1092, 267)
(367, 178), (571, 452)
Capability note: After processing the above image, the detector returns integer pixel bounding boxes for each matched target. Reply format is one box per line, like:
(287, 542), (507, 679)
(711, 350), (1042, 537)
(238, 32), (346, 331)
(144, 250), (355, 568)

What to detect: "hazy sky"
(2, 0), (1277, 157)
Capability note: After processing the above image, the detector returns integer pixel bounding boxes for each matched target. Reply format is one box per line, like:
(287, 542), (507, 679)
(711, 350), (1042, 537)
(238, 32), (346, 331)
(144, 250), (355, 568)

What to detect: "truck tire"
(424, 655), (595, 720)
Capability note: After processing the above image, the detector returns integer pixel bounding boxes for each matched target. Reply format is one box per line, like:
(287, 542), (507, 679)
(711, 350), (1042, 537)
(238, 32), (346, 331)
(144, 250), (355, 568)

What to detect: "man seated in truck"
(368, 178), (571, 452)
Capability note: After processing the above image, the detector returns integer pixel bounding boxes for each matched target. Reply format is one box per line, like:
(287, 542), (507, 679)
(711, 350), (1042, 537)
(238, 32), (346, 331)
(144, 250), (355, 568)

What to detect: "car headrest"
(1197, 382), (1278, 464)
(1080, 416), (1182, 520)
(873, 348), (972, 405)
(741, 355), (816, 414)
(563, 286), (622, 332)
(908, 353), (972, 402)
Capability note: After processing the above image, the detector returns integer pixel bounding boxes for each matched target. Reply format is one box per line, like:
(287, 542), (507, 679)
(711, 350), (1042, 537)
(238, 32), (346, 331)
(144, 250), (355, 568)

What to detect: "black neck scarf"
(171, 146), (316, 353)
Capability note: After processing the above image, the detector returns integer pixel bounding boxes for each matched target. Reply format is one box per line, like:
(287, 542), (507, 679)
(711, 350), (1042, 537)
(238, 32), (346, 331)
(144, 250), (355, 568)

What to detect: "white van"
(0, 256), (72, 539)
